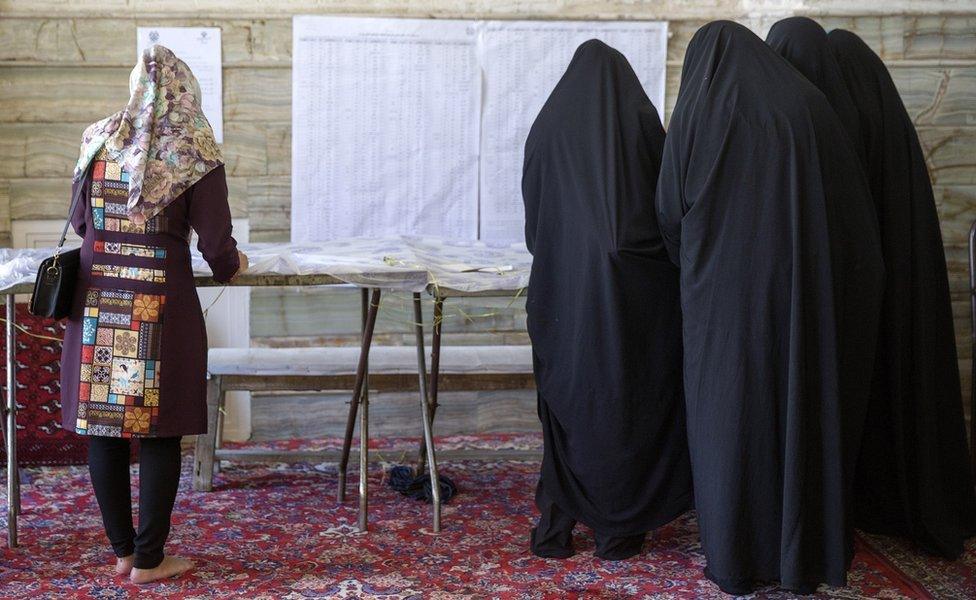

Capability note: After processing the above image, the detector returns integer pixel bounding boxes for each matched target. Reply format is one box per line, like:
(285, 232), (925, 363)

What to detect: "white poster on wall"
(290, 17), (667, 244)
(479, 21), (668, 243)
(136, 27), (224, 143)
(291, 17), (481, 242)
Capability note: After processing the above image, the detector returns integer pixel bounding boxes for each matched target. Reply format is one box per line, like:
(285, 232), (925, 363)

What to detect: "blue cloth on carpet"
(388, 465), (457, 504)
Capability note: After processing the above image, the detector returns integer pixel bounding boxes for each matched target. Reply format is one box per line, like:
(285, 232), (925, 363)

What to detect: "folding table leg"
(413, 293), (441, 532)
(6, 294), (18, 548)
(338, 288), (380, 518)
(418, 295), (444, 474)
(0, 313), (7, 457)
(358, 289), (370, 531)
(0, 360), (6, 449)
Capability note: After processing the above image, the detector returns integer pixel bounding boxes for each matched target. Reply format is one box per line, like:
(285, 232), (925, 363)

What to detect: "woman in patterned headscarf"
(60, 45), (248, 584)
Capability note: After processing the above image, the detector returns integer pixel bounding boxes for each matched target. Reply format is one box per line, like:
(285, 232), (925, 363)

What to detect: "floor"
(1, 434), (974, 599)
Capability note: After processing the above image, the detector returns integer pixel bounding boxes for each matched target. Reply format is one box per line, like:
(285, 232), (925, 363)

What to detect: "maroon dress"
(60, 149), (239, 438)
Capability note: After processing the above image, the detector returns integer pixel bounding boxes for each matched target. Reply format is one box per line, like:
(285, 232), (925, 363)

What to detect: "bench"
(193, 343), (534, 532)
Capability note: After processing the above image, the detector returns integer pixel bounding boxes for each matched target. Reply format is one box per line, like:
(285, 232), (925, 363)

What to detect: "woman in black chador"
(522, 39), (692, 561)
(765, 17), (886, 526)
(766, 17), (863, 162)
(656, 22), (884, 594)
(827, 29), (976, 560)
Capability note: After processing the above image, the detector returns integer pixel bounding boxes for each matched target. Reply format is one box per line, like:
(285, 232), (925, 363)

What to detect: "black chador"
(766, 17), (864, 164)
(765, 15), (889, 538)
(522, 39), (692, 560)
(656, 22), (884, 594)
(828, 28), (976, 560)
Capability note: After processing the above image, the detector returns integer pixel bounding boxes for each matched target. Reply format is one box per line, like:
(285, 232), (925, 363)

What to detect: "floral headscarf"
(73, 45), (222, 223)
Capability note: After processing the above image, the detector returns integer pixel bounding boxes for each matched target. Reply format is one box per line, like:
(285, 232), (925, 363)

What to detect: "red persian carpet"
(1, 434), (974, 599)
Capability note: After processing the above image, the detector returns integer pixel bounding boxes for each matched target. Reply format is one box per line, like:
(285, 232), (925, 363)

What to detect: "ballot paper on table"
(136, 27), (224, 143)
(291, 16), (482, 243)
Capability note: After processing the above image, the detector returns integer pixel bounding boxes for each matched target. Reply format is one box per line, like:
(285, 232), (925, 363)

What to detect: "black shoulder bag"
(28, 183), (83, 319)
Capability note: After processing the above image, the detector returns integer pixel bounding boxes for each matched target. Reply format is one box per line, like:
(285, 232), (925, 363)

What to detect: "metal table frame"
(334, 289), (441, 532)
(417, 285), (527, 476)
(1, 290), (20, 549)
(1, 273), (441, 547)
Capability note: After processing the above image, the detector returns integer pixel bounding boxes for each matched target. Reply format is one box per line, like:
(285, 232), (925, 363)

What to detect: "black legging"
(87, 436), (182, 569)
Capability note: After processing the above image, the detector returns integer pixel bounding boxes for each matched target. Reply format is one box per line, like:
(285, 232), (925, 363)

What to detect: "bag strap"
(55, 179), (85, 259)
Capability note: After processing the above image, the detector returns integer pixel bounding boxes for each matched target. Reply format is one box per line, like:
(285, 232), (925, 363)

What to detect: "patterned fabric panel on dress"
(76, 148), (167, 438)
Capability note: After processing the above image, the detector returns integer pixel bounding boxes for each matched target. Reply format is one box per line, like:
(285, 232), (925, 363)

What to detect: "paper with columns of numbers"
(290, 17), (666, 243)
(291, 16), (482, 242)
(136, 27), (224, 143)
(479, 21), (668, 243)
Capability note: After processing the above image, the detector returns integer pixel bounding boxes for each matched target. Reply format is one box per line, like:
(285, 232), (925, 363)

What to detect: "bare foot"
(129, 556), (193, 584)
(114, 555), (134, 576)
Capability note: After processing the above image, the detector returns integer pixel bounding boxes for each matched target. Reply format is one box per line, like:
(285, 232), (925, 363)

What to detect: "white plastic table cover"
(0, 236), (531, 295)
(392, 236), (531, 294)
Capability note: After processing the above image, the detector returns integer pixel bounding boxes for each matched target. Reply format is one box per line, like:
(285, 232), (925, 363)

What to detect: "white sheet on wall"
(291, 16), (482, 242)
(290, 17), (667, 244)
(136, 27), (224, 143)
(479, 21), (668, 243)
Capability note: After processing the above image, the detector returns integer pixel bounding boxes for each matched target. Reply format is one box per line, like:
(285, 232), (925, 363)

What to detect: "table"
(0, 238), (534, 547)
(0, 241), (435, 548)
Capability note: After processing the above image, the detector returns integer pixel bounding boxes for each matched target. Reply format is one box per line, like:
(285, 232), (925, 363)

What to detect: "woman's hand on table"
(230, 250), (249, 282)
